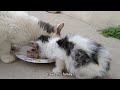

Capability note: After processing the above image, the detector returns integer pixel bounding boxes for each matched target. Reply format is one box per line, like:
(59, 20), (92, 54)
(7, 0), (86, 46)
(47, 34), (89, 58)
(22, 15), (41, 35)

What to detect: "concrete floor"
(0, 11), (120, 79)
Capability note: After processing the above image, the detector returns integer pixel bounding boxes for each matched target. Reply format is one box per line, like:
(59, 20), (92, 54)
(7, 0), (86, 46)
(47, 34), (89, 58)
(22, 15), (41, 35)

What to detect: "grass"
(101, 25), (120, 40)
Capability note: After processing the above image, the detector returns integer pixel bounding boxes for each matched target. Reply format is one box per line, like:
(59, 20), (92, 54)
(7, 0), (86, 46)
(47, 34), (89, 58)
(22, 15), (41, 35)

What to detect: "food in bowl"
(27, 47), (40, 59)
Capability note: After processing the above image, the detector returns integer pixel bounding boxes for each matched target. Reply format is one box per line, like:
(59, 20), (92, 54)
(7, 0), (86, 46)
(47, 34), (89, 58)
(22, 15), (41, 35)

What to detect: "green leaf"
(101, 26), (120, 40)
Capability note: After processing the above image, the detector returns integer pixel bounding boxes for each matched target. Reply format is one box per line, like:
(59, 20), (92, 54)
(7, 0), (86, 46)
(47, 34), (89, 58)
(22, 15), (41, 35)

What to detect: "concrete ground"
(0, 11), (120, 79)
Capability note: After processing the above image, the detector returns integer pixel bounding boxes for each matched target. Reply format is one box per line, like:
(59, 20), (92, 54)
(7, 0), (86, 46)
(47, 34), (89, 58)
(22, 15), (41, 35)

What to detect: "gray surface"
(0, 11), (119, 79)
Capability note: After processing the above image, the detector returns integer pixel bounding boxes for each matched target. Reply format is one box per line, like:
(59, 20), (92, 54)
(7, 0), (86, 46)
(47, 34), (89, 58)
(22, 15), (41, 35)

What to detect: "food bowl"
(14, 46), (55, 63)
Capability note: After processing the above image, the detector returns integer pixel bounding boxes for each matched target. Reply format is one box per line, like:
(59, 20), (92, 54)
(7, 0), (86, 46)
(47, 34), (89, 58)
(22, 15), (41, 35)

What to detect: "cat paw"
(1, 54), (16, 63)
(52, 68), (62, 74)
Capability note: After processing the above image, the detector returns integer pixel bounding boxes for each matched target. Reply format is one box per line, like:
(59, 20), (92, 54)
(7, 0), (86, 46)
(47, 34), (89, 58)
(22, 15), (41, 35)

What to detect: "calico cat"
(31, 35), (111, 79)
(0, 11), (64, 63)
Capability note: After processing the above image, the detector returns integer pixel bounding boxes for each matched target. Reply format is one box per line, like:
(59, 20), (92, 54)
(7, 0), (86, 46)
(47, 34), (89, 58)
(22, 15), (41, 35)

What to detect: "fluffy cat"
(0, 11), (64, 63)
(32, 35), (111, 79)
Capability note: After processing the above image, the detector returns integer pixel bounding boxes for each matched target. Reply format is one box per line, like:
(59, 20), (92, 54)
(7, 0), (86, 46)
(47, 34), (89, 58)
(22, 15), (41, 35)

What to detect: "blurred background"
(62, 11), (120, 29)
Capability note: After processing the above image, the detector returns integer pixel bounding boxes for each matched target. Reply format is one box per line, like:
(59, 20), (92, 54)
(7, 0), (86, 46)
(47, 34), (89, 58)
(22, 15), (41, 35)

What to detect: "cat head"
(28, 21), (64, 50)
(38, 21), (64, 38)
(28, 35), (50, 53)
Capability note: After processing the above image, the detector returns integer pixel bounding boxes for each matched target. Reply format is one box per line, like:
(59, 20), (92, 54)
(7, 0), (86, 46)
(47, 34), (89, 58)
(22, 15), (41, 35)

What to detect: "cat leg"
(0, 41), (16, 63)
(53, 60), (65, 74)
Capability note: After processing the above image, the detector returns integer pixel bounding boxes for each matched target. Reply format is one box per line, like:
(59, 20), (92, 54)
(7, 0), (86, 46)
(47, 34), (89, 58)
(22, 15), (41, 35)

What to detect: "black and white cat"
(32, 34), (111, 79)
(0, 11), (64, 63)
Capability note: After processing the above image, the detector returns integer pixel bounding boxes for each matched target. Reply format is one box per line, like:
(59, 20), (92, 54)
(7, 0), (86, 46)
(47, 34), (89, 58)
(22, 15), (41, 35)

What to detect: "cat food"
(27, 47), (40, 59)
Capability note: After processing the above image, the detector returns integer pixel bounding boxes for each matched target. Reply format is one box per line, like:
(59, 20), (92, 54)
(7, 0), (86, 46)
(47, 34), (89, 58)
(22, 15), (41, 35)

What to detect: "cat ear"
(55, 23), (64, 35)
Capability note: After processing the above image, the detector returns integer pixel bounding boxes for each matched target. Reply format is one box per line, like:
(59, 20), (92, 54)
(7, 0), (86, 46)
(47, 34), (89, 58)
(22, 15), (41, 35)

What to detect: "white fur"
(68, 35), (111, 78)
(36, 35), (111, 79)
(0, 11), (49, 63)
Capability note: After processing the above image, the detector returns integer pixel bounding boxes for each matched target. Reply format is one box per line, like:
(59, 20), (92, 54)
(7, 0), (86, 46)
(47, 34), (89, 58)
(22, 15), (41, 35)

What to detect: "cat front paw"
(52, 67), (62, 74)
(1, 54), (16, 63)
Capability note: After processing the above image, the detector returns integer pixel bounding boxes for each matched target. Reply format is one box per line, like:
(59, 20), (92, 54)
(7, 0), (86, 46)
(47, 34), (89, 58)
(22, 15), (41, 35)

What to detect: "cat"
(31, 34), (111, 79)
(0, 11), (64, 63)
